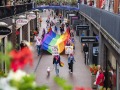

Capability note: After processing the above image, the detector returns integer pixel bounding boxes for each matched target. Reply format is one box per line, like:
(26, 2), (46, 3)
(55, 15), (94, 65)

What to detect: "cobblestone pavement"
(24, 10), (92, 90)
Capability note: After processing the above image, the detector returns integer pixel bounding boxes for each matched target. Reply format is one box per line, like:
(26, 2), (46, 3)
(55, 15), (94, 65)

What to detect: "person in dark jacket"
(53, 55), (61, 76)
(83, 43), (89, 64)
(54, 25), (58, 33)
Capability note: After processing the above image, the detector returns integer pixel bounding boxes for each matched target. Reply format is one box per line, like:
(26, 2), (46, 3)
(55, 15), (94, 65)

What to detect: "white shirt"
(36, 38), (41, 46)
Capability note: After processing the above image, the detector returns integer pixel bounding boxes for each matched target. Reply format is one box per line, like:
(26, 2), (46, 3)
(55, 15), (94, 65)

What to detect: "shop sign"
(16, 19), (28, 25)
(71, 16), (78, 19)
(0, 27), (12, 35)
(81, 36), (97, 43)
(71, 16), (78, 25)
(69, 14), (76, 16)
(76, 25), (89, 30)
(27, 14), (36, 19)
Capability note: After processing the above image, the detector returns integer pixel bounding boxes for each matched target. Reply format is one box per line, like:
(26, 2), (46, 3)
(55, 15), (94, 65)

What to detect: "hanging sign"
(27, 14), (36, 19)
(16, 19), (28, 25)
(69, 14), (76, 17)
(81, 36), (97, 43)
(76, 25), (89, 30)
(71, 16), (78, 19)
(0, 27), (12, 35)
(71, 16), (78, 25)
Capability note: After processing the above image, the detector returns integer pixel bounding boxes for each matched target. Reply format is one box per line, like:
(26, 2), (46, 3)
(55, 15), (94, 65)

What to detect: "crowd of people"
(94, 65), (116, 90)
(38, 10), (76, 76)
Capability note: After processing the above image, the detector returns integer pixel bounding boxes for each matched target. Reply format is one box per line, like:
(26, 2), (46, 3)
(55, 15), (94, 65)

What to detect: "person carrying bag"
(68, 53), (76, 73)
(53, 55), (62, 76)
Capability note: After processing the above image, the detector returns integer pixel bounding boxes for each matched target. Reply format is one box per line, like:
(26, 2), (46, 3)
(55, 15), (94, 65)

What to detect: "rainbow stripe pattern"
(41, 29), (70, 54)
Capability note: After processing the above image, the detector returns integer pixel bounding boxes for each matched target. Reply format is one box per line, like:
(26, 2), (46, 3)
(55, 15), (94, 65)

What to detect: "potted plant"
(89, 64), (98, 89)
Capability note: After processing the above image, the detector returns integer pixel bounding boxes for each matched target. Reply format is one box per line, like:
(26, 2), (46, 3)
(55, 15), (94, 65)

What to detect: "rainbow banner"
(41, 29), (70, 54)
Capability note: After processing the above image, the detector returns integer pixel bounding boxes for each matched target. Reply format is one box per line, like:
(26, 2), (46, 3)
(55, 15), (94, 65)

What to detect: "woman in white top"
(36, 36), (42, 56)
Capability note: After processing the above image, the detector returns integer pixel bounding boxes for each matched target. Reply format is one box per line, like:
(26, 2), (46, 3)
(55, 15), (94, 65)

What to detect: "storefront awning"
(0, 35), (5, 39)
(34, 5), (79, 11)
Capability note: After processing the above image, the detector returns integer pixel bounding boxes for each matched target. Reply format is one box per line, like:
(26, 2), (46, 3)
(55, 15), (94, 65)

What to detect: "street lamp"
(33, 9), (40, 31)
(26, 11), (36, 42)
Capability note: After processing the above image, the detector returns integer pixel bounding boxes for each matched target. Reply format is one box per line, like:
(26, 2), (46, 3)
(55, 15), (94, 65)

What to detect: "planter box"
(91, 74), (97, 89)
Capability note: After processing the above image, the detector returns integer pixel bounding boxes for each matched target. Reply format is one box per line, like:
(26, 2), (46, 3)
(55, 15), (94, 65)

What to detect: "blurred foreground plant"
(54, 77), (92, 90)
(0, 70), (49, 90)
(54, 77), (73, 90)
(0, 42), (49, 90)
(0, 42), (92, 90)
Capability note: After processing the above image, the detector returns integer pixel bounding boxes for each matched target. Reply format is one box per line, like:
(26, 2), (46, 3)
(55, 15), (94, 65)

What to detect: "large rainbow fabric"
(41, 29), (70, 54)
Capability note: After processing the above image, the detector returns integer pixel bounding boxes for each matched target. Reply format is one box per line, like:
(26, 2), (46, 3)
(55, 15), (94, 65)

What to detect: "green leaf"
(54, 77), (73, 90)
(6, 42), (13, 53)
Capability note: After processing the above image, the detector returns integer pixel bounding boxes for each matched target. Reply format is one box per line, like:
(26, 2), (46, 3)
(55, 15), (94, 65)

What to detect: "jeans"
(54, 64), (59, 75)
(37, 45), (41, 55)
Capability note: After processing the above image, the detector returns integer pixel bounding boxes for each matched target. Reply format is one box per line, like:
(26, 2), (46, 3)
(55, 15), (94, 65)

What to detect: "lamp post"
(12, 0), (17, 48)
(19, 15), (26, 43)
(0, 22), (8, 73)
(33, 9), (39, 31)
(27, 11), (36, 42)
(26, 11), (37, 42)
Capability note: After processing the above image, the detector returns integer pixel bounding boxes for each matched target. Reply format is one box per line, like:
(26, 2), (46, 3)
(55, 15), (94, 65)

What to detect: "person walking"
(83, 43), (89, 65)
(36, 37), (42, 56)
(68, 53), (76, 73)
(54, 25), (58, 33)
(96, 68), (105, 90)
(53, 55), (61, 76)
(60, 27), (64, 35)
(41, 28), (46, 40)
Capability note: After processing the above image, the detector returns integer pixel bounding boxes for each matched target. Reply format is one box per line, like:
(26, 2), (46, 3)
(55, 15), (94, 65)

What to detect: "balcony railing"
(79, 5), (120, 43)
(0, 3), (32, 19)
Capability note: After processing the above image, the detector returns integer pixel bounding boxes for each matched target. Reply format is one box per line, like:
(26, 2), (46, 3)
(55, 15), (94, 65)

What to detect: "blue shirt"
(68, 55), (75, 63)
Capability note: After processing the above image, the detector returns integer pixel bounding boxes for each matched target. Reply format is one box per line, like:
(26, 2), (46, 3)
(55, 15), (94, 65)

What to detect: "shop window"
(107, 51), (116, 70)
(119, 0), (120, 14)
(104, 0), (114, 12)
(106, 48), (117, 90)
(16, 29), (20, 50)
(109, 0), (114, 12)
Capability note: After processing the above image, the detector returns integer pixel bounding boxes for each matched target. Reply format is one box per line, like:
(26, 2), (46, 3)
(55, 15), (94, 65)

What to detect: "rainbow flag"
(60, 61), (64, 67)
(41, 29), (70, 54)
